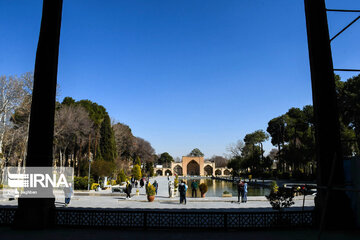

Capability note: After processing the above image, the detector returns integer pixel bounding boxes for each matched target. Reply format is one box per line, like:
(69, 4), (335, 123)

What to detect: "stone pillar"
(199, 157), (204, 176)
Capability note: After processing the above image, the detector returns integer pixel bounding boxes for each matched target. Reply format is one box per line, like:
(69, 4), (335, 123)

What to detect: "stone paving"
(0, 176), (315, 211)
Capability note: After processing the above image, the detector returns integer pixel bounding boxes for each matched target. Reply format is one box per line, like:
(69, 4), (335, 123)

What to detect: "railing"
(0, 207), (314, 229)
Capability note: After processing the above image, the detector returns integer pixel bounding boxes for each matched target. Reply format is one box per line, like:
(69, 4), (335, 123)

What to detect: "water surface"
(183, 179), (270, 197)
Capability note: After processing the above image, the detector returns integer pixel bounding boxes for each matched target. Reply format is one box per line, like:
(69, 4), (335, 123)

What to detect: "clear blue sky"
(1, 0), (360, 159)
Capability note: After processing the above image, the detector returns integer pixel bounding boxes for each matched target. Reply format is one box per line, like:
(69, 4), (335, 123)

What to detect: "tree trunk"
(0, 112), (7, 155)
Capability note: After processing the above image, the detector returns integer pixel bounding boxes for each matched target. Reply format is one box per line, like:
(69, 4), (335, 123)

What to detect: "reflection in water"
(183, 179), (270, 197)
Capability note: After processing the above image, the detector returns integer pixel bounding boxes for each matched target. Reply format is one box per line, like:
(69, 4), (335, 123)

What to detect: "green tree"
(145, 161), (154, 177)
(188, 148), (204, 157)
(337, 74), (360, 155)
(132, 164), (142, 180)
(134, 156), (141, 166)
(227, 156), (243, 177)
(77, 99), (107, 159)
(117, 169), (127, 183)
(61, 96), (76, 106)
(246, 130), (269, 160)
(157, 152), (174, 166)
(91, 160), (115, 179)
(99, 115), (117, 161)
(267, 116), (286, 170)
(243, 130), (268, 173)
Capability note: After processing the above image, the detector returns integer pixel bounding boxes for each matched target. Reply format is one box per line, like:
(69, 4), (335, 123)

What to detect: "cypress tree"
(99, 115), (117, 161)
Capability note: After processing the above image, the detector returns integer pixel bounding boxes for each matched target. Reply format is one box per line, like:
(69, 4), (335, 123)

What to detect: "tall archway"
(174, 165), (183, 176)
(204, 165), (213, 175)
(156, 170), (163, 176)
(187, 160), (200, 175)
(215, 169), (222, 175)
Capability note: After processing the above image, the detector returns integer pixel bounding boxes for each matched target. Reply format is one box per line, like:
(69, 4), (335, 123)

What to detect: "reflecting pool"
(183, 179), (270, 197)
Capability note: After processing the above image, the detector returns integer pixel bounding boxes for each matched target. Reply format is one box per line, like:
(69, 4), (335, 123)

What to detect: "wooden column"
(15, 0), (63, 229)
(304, 0), (354, 228)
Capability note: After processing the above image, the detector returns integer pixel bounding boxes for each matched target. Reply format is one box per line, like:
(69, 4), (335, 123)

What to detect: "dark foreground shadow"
(0, 227), (359, 240)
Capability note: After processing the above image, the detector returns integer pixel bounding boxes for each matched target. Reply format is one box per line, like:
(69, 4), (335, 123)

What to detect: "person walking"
(243, 180), (248, 203)
(126, 181), (132, 199)
(178, 180), (187, 204)
(140, 178), (144, 188)
(191, 181), (198, 198)
(64, 183), (73, 207)
(237, 180), (244, 203)
(153, 180), (158, 195)
(131, 176), (135, 188)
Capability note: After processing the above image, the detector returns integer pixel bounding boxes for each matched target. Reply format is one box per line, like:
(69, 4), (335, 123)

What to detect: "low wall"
(0, 207), (314, 229)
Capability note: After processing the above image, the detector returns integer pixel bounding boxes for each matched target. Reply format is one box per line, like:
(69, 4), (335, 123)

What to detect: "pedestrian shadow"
(154, 196), (171, 199)
(115, 197), (129, 200)
(159, 201), (182, 205)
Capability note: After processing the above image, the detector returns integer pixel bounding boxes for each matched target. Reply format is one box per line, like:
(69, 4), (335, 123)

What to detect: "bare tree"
(0, 74), (31, 155)
(226, 140), (245, 158)
(112, 122), (136, 161)
(54, 105), (93, 167)
(133, 137), (155, 163)
(209, 155), (229, 168)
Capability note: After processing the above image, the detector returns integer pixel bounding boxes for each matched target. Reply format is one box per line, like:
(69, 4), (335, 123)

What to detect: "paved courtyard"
(0, 176), (315, 211)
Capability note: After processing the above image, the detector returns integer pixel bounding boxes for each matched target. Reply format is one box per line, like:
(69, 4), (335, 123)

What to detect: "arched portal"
(204, 165), (213, 175)
(187, 160), (200, 176)
(156, 170), (163, 176)
(174, 165), (183, 176)
(215, 169), (222, 175)
(165, 169), (172, 176)
(223, 169), (231, 175)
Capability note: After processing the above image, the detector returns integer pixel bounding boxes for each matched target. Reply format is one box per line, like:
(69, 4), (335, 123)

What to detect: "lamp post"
(87, 153), (93, 191)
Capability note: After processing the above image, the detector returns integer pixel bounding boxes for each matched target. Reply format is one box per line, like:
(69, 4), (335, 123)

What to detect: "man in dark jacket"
(153, 180), (158, 195)
(179, 180), (187, 204)
(126, 181), (132, 199)
(191, 181), (198, 198)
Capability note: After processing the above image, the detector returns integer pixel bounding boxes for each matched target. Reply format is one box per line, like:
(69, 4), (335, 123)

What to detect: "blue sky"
(1, 0), (360, 159)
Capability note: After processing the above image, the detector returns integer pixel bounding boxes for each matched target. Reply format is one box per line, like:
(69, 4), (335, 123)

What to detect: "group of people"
(63, 177), (250, 205)
(177, 180), (198, 204)
(130, 177), (145, 188)
(237, 179), (248, 203)
(125, 177), (159, 199)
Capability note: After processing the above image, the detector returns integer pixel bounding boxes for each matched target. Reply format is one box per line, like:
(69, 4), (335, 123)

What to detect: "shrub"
(74, 176), (94, 190)
(266, 187), (294, 211)
(199, 183), (208, 194)
(106, 180), (117, 185)
(146, 184), (156, 196)
(223, 191), (230, 194)
(132, 164), (142, 180)
(91, 183), (100, 190)
(174, 175), (179, 189)
(270, 181), (279, 193)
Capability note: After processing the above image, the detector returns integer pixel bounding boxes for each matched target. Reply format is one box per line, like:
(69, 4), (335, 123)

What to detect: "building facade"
(154, 156), (232, 177)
